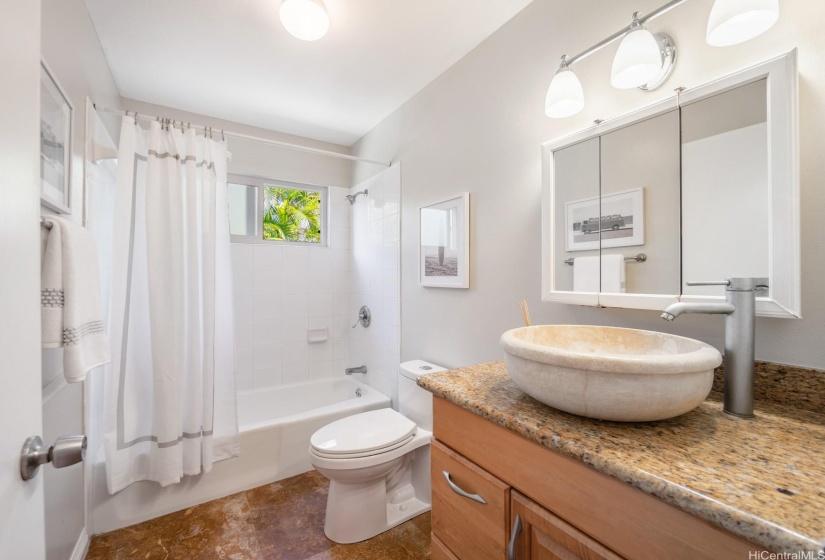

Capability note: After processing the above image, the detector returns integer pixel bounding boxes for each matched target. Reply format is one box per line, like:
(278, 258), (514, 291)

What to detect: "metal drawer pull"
(442, 471), (487, 505)
(507, 514), (522, 560)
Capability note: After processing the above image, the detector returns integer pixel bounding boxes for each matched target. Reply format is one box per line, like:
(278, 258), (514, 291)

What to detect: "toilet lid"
(310, 408), (417, 456)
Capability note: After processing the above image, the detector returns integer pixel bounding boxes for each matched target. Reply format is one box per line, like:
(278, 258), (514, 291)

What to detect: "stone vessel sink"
(499, 325), (722, 422)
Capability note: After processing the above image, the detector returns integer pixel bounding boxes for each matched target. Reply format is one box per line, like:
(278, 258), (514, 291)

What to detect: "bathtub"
(91, 377), (389, 534)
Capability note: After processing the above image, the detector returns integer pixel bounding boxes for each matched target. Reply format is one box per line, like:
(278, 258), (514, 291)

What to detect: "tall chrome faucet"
(660, 278), (767, 418)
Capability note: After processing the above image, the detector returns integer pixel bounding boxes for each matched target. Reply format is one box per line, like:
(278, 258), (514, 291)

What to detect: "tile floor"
(86, 471), (431, 560)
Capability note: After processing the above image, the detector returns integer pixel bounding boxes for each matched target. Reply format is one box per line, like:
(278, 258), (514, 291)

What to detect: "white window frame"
(228, 173), (328, 247)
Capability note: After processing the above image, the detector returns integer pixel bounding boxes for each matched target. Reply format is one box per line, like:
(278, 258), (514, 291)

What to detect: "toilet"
(309, 359), (446, 544)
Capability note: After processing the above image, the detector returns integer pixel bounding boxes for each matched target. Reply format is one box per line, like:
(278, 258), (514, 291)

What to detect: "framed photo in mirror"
(419, 192), (470, 288)
(565, 187), (644, 252)
(40, 59), (73, 214)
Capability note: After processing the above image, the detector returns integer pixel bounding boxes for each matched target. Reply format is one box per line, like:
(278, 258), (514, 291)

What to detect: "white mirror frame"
(541, 50), (800, 318)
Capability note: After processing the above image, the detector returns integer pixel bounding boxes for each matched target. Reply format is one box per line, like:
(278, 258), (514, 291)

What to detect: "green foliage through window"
(262, 186), (322, 243)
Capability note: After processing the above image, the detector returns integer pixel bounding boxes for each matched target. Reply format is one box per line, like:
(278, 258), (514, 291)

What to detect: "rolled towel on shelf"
(41, 216), (110, 382)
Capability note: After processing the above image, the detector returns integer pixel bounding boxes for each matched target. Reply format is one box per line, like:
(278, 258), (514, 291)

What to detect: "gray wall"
(351, 0), (825, 370)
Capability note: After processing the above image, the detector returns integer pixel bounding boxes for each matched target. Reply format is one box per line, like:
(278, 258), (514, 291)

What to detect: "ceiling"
(85, 0), (534, 146)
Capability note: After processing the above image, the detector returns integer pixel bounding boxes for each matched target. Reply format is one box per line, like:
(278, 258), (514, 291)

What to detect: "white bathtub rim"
(238, 377), (391, 432)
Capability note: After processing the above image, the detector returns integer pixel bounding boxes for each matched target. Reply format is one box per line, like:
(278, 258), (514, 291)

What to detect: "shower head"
(345, 189), (368, 205)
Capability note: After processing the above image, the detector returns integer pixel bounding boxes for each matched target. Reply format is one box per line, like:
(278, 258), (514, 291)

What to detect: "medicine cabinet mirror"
(541, 50), (799, 318)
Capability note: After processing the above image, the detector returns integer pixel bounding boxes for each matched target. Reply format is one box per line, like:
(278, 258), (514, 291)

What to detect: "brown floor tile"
(87, 492), (261, 560)
(86, 471), (430, 560)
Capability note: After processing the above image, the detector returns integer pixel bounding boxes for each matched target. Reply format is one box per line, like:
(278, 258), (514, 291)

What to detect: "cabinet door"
(510, 491), (623, 560)
(432, 534), (461, 560)
(431, 439), (510, 560)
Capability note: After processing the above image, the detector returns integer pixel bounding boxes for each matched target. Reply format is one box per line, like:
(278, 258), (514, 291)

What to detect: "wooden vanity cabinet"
(429, 397), (763, 560)
(511, 491), (623, 560)
(431, 439), (510, 560)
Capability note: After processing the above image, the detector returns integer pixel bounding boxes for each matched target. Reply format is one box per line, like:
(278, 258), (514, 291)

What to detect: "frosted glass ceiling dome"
(280, 0), (330, 42)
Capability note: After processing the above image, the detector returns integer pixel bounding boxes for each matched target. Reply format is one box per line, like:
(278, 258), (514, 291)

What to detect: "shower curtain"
(103, 117), (238, 493)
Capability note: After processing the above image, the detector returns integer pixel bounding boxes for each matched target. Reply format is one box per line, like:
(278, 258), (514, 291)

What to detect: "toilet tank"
(399, 360), (446, 432)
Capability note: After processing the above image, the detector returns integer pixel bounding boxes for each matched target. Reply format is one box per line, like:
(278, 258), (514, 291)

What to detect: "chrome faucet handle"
(685, 280), (731, 287)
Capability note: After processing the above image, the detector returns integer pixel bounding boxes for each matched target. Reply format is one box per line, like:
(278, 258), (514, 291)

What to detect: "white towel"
(600, 254), (627, 293)
(41, 216), (110, 382)
(573, 256), (600, 292)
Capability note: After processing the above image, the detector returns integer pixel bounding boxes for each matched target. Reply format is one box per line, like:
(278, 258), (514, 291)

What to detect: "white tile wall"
(231, 186), (351, 390)
(348, 167), (401, 407)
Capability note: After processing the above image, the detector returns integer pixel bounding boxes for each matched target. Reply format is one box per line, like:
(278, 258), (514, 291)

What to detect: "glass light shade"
(706, 0), (779, 46)
(280, 0), (330, 41)
(610, 27), (663, 89)
(545, 68), (585, 118)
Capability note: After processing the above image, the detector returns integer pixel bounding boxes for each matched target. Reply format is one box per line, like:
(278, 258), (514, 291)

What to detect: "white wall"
(349, 165), (402, 405)
(351, 0), (825, 370)
(40, 0), (121, 556)
(231, 187), (353, 390)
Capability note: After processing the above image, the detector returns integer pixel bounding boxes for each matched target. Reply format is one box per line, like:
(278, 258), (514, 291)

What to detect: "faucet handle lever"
(685, 280), (731, 287)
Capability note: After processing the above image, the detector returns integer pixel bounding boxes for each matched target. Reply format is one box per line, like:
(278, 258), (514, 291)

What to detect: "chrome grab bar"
(507, 514), (522, 560)
(442, 471), (487, 505)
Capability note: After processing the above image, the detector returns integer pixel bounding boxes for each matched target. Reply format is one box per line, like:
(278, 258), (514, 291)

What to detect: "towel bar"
(564, 253), (646, 265)
(40, 217), (53, 229)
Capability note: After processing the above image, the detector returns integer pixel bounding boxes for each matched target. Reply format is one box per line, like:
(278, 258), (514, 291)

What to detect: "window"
(228, 174), (327, 245)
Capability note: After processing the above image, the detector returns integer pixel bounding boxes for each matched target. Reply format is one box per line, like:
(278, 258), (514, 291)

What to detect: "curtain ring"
(221, 129), (225, 141)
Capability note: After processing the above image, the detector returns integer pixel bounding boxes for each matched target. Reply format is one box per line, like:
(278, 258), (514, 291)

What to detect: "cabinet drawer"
(431, 533), (460, 560)
(432, 439), (510, 560)
(511, 490), (623, 560)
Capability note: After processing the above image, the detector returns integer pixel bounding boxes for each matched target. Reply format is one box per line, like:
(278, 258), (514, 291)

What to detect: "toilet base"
(324, 477), (430, 544)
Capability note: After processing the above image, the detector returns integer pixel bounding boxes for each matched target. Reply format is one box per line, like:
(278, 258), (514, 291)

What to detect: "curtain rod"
(563, 0), (689, 67)
(93, 104), (390, 168)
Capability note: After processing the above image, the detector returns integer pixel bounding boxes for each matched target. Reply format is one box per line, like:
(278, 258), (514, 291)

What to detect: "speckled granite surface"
(418, 361), (825, 554)
(713, 361), (825, 414)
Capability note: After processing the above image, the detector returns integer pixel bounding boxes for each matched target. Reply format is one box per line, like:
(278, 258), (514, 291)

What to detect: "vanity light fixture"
(543, 0), (684, 119)
(279, 0), (330, 41)
(706, 0), (779, 46)
(545, 56), (585, 118)
(611, 15), (677, 90)
(544, 0), (782, 118)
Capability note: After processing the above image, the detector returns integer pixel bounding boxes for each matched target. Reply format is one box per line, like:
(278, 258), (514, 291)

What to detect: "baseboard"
(70, 528), (90, 560)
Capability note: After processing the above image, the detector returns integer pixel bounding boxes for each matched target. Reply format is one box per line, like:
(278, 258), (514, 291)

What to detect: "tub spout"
(345, 366), (367, 375)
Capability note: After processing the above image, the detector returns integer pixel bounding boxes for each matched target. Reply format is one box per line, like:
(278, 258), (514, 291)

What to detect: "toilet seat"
(311, 433), (415, 459)
(310, 408), (417, 457)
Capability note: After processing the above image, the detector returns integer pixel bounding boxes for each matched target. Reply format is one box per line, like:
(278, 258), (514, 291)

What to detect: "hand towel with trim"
(41, 216), (110, 382)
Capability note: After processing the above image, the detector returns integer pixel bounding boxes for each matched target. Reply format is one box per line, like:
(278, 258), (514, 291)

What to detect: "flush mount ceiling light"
(545, 57), (585, 118)
(279, 0), (330, 41)
(706, 0), (779, 46)
(611, 16), (676, 90)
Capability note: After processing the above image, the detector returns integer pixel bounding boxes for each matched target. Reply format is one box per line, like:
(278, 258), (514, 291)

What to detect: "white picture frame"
(565, 187), (645, 252)
(40, 59), (73, 214)
(419, 192), (470, 288)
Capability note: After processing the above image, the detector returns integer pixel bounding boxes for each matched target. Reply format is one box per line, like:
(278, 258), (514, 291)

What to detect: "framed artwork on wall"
(40, 59), (73, 214)
(565, 187), (644, 252)
(419, 192), (470, 288)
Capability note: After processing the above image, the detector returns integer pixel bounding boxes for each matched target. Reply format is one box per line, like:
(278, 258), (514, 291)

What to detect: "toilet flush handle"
(442, 471), (487, 505)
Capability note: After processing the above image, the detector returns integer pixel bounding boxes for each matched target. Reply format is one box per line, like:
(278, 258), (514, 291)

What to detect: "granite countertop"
(418, 361), (825, 554)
